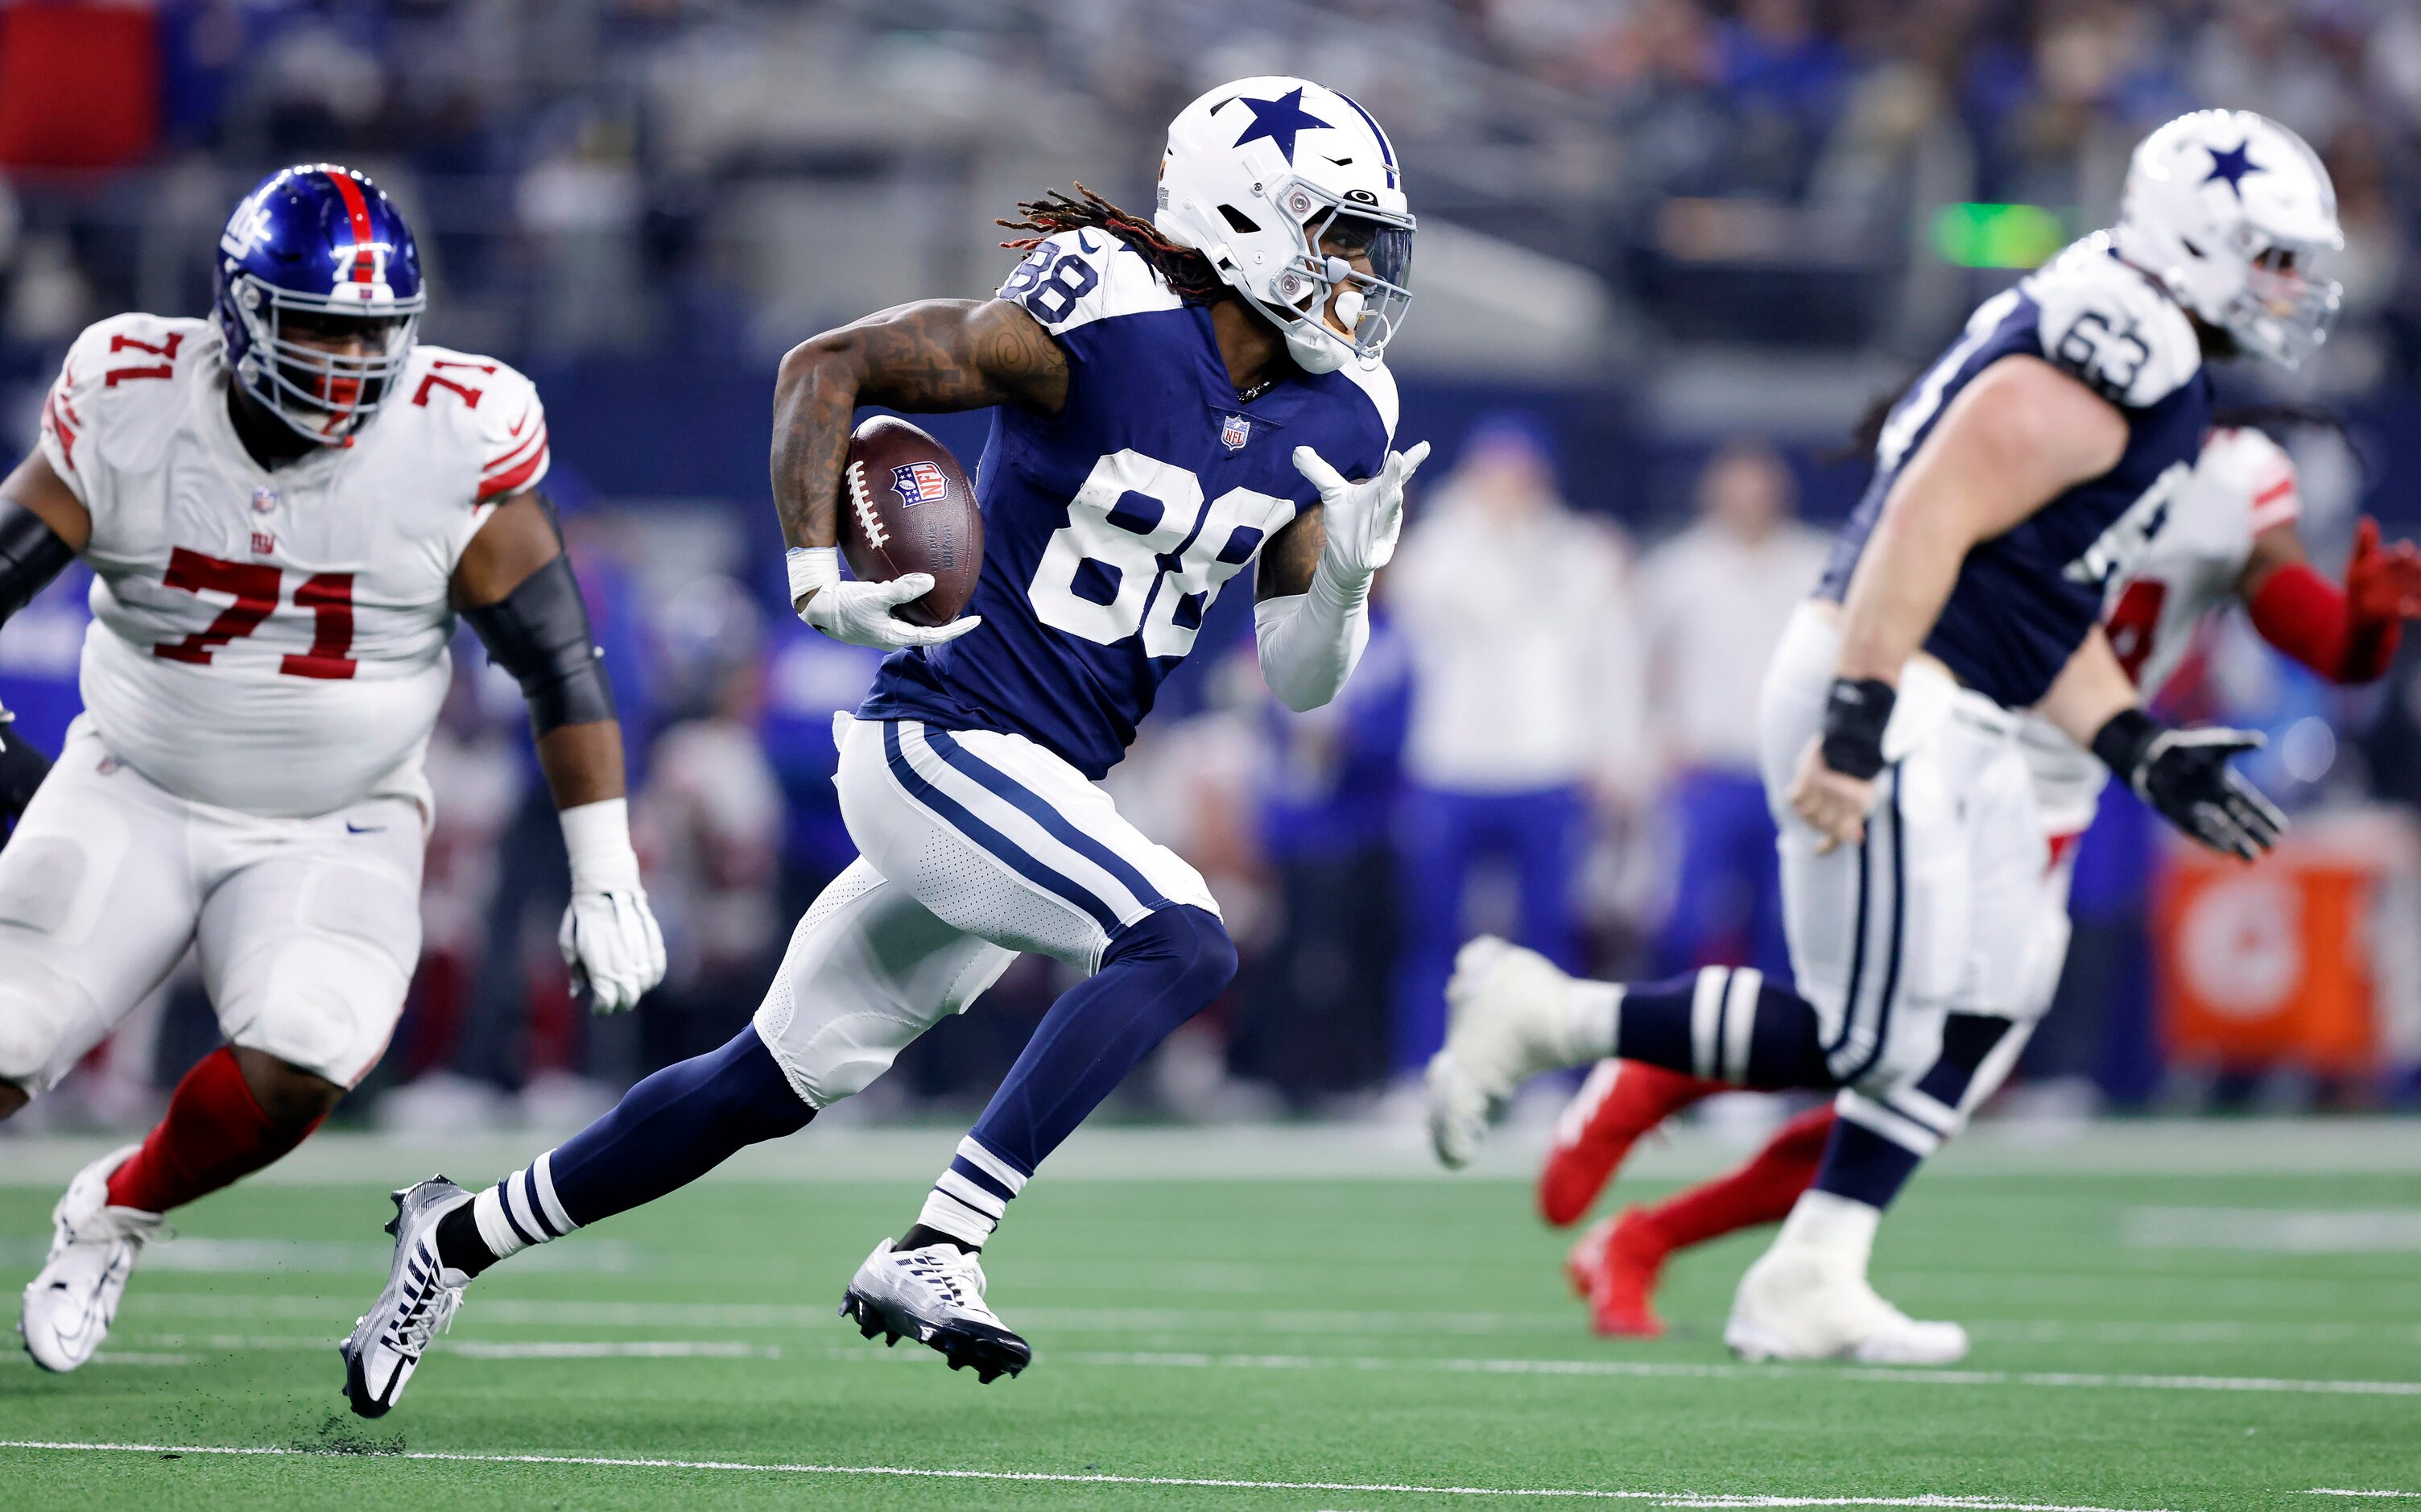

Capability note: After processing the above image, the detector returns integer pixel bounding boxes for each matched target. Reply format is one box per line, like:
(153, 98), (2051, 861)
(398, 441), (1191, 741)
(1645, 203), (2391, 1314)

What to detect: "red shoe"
(1537, 1060), (1721, 1227)
(1586, 1208), (1671, 1339)
(1564, 1213), (1617, 1296)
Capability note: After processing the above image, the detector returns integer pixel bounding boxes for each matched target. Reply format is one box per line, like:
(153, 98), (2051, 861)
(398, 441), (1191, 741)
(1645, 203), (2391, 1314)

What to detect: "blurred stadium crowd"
(3, 0), (2420, 1131)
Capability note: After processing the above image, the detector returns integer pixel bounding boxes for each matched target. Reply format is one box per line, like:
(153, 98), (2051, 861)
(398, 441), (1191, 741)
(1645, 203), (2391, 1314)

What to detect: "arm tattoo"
(769, 299), (1069, 552)
(1255, 505), (1328, 602)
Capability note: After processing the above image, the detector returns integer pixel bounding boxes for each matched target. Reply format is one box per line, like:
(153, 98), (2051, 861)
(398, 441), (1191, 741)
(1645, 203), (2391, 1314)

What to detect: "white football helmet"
(2113, 109), (2343, 370)
(1155, 76), (1414, 374)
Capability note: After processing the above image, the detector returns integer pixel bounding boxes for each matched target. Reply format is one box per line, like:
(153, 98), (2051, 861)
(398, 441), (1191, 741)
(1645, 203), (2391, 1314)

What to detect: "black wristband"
(2090, 706), (2162, 780)
(1819, 677), (1896, 780)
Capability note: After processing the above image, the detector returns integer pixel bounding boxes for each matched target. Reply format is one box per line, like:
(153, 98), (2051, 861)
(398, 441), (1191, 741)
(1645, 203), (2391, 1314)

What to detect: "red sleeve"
(2246, 561), (2401, 684)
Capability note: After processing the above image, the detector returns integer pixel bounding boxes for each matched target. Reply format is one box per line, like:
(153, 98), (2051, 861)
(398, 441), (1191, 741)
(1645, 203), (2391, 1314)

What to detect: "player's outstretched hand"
(1787, 737), (1874, 854)
(2347, 516), (2421, 626)
(1294, 440), (1432, 579)
(2093, 710), (2285, 862)
(559, 883), (667, 1014)
(791, 547), (981, 651)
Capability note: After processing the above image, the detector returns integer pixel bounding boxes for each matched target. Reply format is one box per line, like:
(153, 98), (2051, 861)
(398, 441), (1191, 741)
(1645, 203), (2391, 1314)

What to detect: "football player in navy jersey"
(341, 76), (1426, 1414)
(1426, 109), (2342, 1363)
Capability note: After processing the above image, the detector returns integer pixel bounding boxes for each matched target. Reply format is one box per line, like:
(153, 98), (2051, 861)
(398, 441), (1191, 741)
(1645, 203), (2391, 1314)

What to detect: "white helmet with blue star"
(2114, 109), (2343, 370)
(1155, 76), (1414, 374)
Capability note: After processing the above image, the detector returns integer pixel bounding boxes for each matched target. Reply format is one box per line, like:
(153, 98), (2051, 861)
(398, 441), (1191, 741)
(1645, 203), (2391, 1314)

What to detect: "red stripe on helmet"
(324, 169), (378, 284)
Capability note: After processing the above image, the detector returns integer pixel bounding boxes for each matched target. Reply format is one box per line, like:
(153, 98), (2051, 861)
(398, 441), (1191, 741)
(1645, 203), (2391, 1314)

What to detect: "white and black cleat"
(20, 1143), (161, 1373)
(839, 1238), (1031, 1384)
(339, 1176), (473, 1418)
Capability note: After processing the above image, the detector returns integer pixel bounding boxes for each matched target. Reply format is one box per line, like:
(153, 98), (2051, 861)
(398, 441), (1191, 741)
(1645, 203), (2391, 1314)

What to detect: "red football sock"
(105, 1047), (324, 1214)
(1589, 1061), (1725, 1145)
(1639, 1103), (1835, 1252)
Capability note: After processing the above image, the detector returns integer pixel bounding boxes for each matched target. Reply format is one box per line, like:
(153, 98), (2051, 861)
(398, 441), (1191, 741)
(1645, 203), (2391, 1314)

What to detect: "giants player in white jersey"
(1538, 421), (2421, 1343)
(0, 165), (666, 1370)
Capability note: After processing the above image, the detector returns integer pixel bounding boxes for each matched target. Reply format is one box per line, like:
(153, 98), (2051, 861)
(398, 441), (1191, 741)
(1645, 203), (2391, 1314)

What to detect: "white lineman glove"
(787, 545), (980, 651)
(1291, 441), (1432, 580)
(556, 799), (667, 1014)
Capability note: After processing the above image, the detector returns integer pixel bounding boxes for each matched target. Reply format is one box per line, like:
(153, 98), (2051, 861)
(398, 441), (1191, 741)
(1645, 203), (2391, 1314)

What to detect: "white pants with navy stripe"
(750, 716), (1220, 1108)
(1758, 605), (2055, 1096)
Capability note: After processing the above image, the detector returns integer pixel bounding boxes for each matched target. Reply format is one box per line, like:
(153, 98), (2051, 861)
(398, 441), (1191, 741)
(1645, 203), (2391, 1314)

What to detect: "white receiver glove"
(1291, 441), (1430, 580)
(787, 545), (980, 651)
(556, 798), (667, 1014)
(1256, 442), (1431, 713)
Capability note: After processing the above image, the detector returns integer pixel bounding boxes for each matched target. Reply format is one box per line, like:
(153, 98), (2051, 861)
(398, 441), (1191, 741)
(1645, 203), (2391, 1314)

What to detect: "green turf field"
(2, 1122), (2415, 1510)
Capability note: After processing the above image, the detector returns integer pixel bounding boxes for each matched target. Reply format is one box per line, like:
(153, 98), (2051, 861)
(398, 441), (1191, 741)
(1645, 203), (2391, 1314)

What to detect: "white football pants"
(0, 720), (423, 1096)
(750, 715), (1219, 1109)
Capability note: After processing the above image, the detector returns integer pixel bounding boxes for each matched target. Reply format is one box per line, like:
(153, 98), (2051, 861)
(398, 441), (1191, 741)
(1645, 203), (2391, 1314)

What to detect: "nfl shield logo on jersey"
(1221, 415), (1251, 452)
(250, 487), (279, 514)
(891, 462), (949, 508)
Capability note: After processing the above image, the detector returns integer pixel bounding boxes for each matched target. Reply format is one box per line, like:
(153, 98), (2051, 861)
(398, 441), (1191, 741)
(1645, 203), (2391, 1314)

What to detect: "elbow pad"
(0, 500), (75, 624)
(462, 554), (618, 737)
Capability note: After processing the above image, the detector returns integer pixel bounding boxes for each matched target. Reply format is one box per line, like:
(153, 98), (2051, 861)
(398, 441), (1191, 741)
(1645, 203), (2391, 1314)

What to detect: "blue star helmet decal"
(2202, 140), (2263, 200)
(1232, 87), (1332, 164)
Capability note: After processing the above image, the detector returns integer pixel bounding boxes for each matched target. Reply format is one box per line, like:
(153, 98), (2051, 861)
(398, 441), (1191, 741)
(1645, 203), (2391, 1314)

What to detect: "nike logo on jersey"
(345, 821), (386, 834)
(1075, 232), (1099, 254)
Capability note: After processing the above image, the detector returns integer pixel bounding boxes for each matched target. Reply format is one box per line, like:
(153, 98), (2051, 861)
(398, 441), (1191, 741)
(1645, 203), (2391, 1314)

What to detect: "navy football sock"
(436, 1025), (812, 1276)
(911, 905), (1236, 1248)
(1609, 966), (1837, 1090)
(1814, 1011), (2016, 1210)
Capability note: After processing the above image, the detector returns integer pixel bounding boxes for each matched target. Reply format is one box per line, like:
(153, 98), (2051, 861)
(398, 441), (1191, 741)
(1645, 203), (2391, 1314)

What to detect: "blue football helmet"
(213, 164), (426, 444)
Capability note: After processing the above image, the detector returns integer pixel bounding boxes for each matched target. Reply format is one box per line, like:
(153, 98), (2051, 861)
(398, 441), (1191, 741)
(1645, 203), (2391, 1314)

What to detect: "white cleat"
(20, 1143), (160, 1373)
(840, 1238), (1031, 1384)
(1425, 936), (1591, 1168)
(339, 1177), (473, 1417)
(1722, 1193), (1969, 1365)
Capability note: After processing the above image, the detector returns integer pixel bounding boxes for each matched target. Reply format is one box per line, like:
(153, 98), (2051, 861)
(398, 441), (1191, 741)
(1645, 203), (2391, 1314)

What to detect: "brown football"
(838, 415), (984, 627)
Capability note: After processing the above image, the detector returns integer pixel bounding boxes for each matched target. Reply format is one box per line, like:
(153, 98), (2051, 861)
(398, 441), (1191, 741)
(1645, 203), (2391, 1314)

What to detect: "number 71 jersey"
(36, 312), (549, 819)
(859, 230), (1397, 779)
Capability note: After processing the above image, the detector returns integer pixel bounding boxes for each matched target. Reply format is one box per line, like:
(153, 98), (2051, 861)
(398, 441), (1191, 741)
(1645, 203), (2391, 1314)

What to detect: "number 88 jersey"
(35, 312), (550, 819)
(859, 230), (1396, 779)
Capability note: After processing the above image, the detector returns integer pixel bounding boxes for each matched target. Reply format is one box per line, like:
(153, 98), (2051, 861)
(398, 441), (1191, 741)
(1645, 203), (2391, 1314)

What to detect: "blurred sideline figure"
(1428, 109), (2339, 1364)
(1637, 442), (1829, 982)
(1551, 423), (2421, 1340)
(632, 576), (787, 1074)
(1385, 412), (1644, 1074)
(0, 165), (663, 1373)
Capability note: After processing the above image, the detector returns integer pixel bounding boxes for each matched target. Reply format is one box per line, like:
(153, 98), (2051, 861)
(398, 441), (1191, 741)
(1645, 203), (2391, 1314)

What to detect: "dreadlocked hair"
(999, 184), (1225, 304)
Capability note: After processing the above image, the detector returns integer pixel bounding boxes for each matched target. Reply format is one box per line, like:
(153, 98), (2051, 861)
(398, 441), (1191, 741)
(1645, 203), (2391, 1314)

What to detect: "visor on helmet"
(1246, 180), (1415, 368)
(2225, 238), (2341, 370)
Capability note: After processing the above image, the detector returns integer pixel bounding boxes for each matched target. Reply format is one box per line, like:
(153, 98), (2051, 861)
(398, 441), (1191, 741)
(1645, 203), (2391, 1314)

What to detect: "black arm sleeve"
(460, 553), (619, 737)
(0, 498), (76, 626)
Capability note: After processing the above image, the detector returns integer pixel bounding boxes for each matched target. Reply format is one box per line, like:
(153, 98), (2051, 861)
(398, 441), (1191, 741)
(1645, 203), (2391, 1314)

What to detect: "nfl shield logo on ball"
(1221, 415), (1251, 452)
(890, 462), (949, 507)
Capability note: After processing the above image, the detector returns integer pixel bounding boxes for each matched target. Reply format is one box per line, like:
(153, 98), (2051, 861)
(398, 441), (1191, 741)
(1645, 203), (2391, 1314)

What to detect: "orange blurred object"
(2153, 810), (2421, 1077)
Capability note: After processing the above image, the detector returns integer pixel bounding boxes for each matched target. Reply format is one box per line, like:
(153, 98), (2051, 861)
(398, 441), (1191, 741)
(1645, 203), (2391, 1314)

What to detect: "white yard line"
(2307, 1493), (2421, 1500)
(37, 1330), (2421, 1398)
(0, 1439), (2193, 1509)
(114, 1293), (2421, 1349)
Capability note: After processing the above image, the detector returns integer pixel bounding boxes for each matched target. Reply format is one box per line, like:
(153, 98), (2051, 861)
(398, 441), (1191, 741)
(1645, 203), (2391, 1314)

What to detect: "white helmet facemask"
(2113, 109), (2344, 370)
(1154, 77), (1415, 372)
